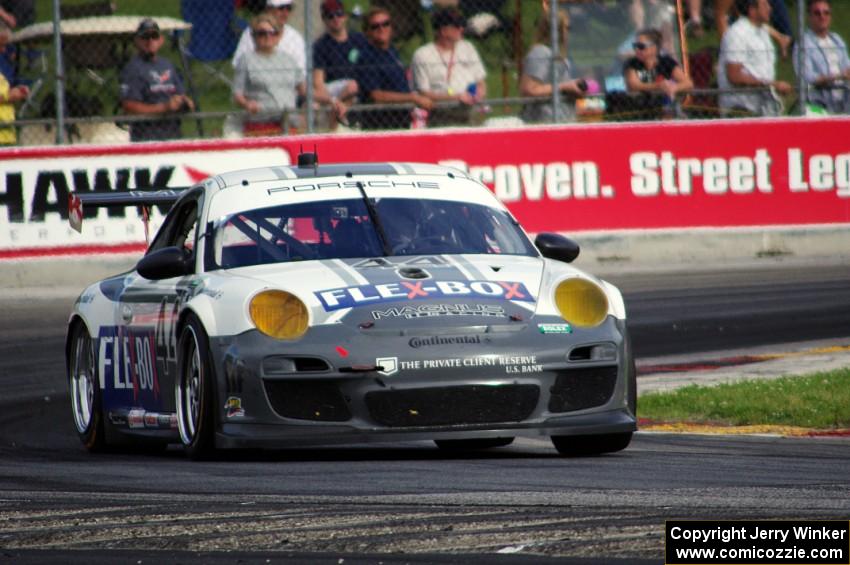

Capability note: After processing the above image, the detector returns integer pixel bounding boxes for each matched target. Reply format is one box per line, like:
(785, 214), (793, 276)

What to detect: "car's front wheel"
(176, 316), (217, 459)
(551, 432), (633, 456)
(68, 321), (109, 452)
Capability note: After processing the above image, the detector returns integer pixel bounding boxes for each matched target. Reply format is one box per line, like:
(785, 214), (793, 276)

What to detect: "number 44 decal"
(154, 293), (184, 377)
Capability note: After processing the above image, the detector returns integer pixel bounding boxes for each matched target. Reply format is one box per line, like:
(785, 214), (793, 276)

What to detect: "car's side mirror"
(137, 246), (192, 280)
(534, 233), (580, 264)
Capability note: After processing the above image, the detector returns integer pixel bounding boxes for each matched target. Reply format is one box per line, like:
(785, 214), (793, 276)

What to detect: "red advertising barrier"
(1, 118), (849, 258)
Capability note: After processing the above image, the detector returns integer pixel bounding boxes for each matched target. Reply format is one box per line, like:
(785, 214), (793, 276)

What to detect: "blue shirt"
(354, 42), (410, 101)
(119, 54), (186, 141)
(313, 31), (368, 83)
(352, 42), (411, 129)
(0, 45), (17, 86)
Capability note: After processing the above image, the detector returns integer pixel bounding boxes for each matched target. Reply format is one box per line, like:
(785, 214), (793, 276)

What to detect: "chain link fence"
(0, 0), (847, 146)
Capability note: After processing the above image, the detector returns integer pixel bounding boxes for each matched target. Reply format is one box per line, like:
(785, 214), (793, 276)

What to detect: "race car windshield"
(208, 197), (535, 269)
(373, 197), (536, 257)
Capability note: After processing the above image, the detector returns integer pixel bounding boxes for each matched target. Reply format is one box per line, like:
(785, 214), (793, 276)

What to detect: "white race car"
(67, 154), (636, 459)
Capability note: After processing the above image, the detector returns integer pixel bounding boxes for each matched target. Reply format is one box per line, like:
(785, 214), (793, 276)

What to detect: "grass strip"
(639, 368), (850, 430)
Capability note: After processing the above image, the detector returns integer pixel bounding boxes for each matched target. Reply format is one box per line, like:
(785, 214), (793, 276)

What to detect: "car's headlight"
(554, 278), (609, 328)
(249, 290), (309, 340)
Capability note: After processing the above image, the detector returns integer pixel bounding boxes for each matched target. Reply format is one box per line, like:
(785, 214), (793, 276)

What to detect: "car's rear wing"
(69, 188), (190, 242)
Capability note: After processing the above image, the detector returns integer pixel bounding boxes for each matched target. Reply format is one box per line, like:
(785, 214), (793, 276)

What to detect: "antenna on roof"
(297, 145), (319, 170)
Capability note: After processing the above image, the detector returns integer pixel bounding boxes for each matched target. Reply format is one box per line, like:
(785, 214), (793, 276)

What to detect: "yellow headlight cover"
(554, 278), (609, 328)
(249, 290), (309, 340)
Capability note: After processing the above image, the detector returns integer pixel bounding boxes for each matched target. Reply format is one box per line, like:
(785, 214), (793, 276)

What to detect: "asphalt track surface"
(1, 261), (849, 564)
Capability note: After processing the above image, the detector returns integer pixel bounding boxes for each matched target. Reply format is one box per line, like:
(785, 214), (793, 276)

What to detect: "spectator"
(624, 0), (676, 56)
(623, 28), (692, 118)
(232, 0), (305, 82)
(794, 0), (850, 114)
(0, 20), (28, 145)
(684, 0), (704, 38)
(0, 0), (34, 29)
(715, 0), (792, 57)
(119, 19), (195, 142)
(312, 0), (367, 125)
(411, 7), (486, 127)
(519, 7), (586, 124)
(718, 0), (792, 117)
(353, 7), (432, 130)
(233, 14), (305, 136)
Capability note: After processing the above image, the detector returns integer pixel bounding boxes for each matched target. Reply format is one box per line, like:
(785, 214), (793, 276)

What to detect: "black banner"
(666, 520), (849, 565)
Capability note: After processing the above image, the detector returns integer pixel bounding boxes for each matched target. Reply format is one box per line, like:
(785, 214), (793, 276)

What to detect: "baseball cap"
(135, 18), (160, 36)
(321, 0), (344, 16)
(432, 8), (465, 30)
(266, 0), (294, 7)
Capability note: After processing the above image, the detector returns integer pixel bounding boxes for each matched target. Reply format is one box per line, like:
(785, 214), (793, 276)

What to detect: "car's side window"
(148, 193), (202, 255)
(172, 204), (198, 255)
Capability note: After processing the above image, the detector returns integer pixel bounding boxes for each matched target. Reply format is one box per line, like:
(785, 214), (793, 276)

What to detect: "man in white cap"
(232, 0), (305, 82)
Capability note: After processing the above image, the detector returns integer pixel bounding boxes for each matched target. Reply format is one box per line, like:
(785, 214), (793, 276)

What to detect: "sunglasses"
(252, 29), (279, 37)
(632, 41), (651, 50)
(323, 10), (345, 19)
(811, 9), (831, 16)
(369, 19), (391, 30)
(139, 33), (160, 41)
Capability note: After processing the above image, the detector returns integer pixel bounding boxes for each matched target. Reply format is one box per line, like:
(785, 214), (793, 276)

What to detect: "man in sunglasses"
(794, 0), (850, 114)
(232, 0), (305, 84)
(312, 0), (368, 125)
(352, 7), (432, 129)
(718, 0), (792, 117)
(119, 18), (195, 142)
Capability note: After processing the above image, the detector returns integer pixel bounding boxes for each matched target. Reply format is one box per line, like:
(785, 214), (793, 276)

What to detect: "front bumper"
(209, 316), (636, 448)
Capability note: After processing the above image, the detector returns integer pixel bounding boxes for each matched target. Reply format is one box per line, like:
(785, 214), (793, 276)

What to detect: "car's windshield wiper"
(355, 181), (391, 256)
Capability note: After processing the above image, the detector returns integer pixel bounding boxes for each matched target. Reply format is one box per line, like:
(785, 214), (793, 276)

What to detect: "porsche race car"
(67, 155), (636, 459)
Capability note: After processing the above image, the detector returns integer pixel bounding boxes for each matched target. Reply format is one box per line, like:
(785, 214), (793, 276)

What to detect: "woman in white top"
(519, 7), (587, 124)
(232, 14), (306, 136)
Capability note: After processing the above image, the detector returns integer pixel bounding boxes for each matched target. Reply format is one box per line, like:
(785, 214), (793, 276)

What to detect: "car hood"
(228, 254), (554, 327)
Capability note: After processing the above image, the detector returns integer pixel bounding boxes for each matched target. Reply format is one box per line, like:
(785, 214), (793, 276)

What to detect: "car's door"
(106, 192), (203, 423)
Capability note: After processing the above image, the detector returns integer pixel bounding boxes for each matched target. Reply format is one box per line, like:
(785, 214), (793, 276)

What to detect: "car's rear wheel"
(434, 437), (515, 450)
(551, 432), (633, 456)
(176, 316), (216, 460)
(68, 321), (109, 452)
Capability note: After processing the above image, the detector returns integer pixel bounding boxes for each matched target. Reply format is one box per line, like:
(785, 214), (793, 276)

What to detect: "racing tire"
(550, 432), (633, 457)
(68, 321), (110, 452)
(176, 316), (217, 460)
(434, 437), (515, 450)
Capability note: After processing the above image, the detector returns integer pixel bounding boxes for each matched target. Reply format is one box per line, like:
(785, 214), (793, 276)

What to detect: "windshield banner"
(1, 118), (848, 257)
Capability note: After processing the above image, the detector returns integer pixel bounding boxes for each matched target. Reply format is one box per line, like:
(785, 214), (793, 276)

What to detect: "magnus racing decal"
(373, 304), (505, 320)
(315, 280), (534, 311)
